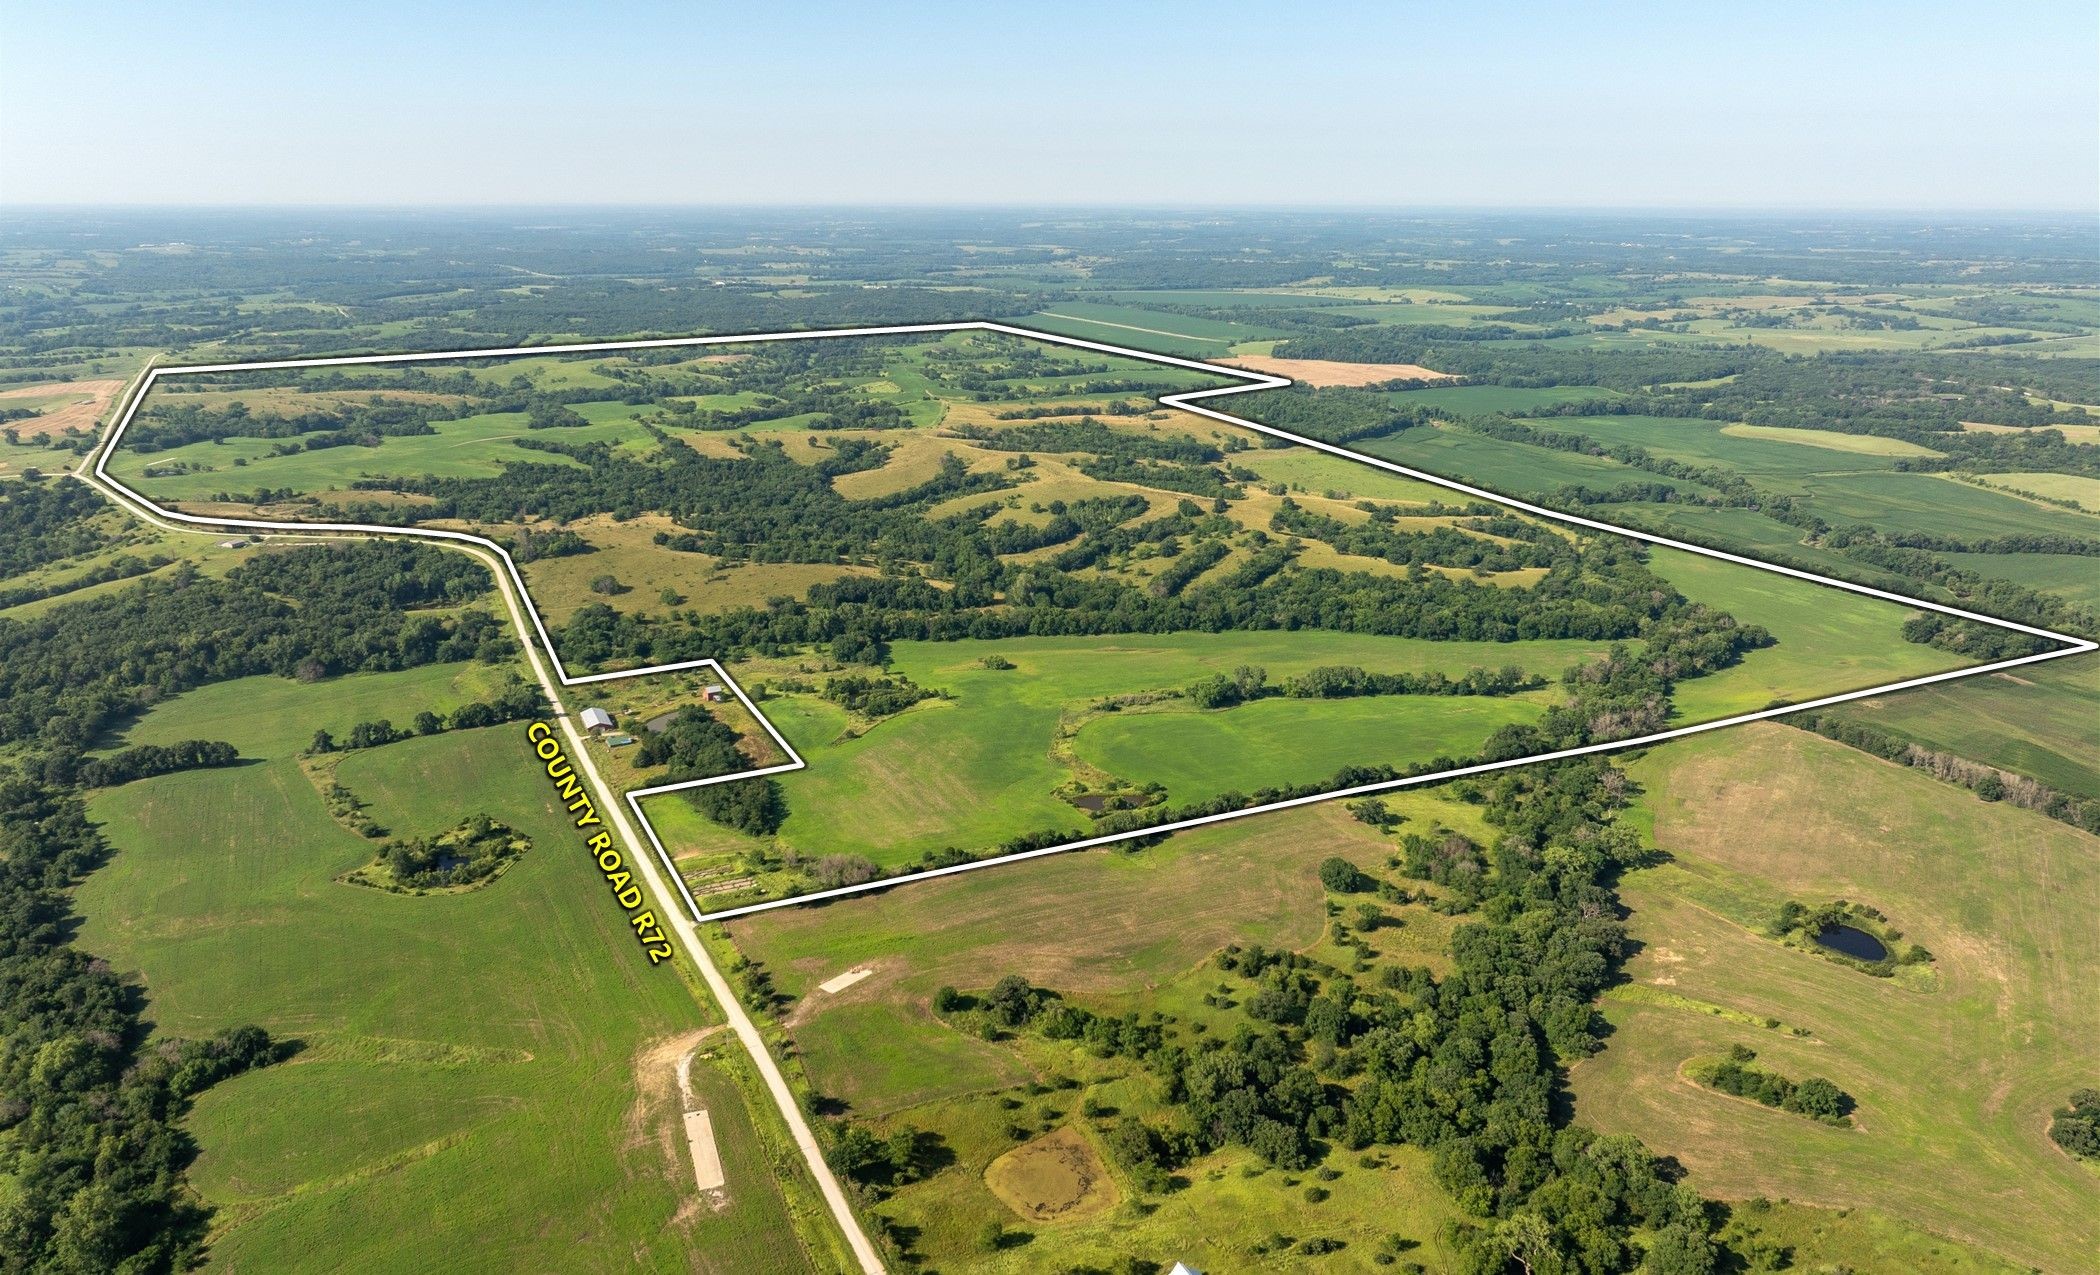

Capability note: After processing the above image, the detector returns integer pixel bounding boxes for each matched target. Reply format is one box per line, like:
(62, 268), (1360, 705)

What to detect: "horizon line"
(3, 201), (2094, 219)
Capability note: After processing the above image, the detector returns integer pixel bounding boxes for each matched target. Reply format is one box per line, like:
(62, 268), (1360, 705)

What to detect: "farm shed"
(580, 706), (615, 733)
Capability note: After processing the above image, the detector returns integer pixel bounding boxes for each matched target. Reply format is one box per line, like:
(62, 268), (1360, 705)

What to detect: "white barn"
(580, 706), (615, 733)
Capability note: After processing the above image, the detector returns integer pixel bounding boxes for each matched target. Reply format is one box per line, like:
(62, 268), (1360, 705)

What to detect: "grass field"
(1974, 470), (2100, 512)
(1021, 304), (1289, 355)
(1822, 651), (2100, 799)
(727, 798), (1477, 1269)
(1944, 549), (2100, 613)
(1357, 422), (1715, 498)
(113, 661), (513, 758)
(1533, 415), (1923, 480)
(1069, 692), (1549, 802)
(720, 632), (1617, 871)
(1719, 422), (1945, 458)
(1791, 471), (2100, 541)
(1572, 724), (2100, 1274)
(1648, 547), (1966, 722)
(75, 670), (845, 1272)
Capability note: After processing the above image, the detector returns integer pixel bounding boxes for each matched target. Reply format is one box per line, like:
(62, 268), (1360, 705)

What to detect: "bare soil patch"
(1226, 355), (1452, 388)
(625, 1029), (721, 1222)
(983, 1125), (1119, 1224)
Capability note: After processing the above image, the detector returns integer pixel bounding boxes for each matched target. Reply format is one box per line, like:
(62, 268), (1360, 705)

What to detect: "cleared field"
(1944, 549), (2100, 613)
(1572, 725), (2100, 1275)
(110, 408), (661, 501)
(1022, 303), (1289, 354)
(1648, 547), (1962, 722)
(75, 674), (835, 1271)
(0, 434), (76, 478)
(1232, 444), (1455, 504)
(1791, 471), (2100, 541)
(1226, 354), (1450, 386)
(1358, 422), (1715, 498)
(1961, 419), (2100, 446)
(0, 375), (121, 437)
(112, 661), (513, 759)
(1524, 414), (1920, 480)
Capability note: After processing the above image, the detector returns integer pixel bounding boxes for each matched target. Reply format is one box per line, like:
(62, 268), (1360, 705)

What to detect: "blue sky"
(3, 0), (2094, 209)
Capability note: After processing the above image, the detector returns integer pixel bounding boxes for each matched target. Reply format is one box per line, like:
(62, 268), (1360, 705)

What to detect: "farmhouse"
(580, 706), (615, 733)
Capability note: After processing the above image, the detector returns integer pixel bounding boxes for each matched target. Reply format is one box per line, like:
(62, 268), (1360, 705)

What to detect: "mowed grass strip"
(1570, 725), (2100, 1274)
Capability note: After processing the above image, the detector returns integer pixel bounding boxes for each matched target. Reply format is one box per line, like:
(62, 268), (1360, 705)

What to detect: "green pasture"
(1720, 422), (1944, 458)
(1356, 423), (1716, 499)
(1532, 415), (1921, 480)
(75, 673), (831, 1271)
(1974, 470), (2100, 512)
(1790, 471), (2100, 541)
(110, 405), (664, 500)
(1021, 304), (1283, 356)
(1649, 547), (1965, 722)
(1824, 651), (2100, 799)
(1234, 444), (1455, 504)
(111, 661), (513, 758)
(724, 794), (1488, 1269)
(1944, 549), (2100, 612)
(1069, 693), (1549, 803)
(747, 632), (1615, 869)
(1608, 502), (1909, 587)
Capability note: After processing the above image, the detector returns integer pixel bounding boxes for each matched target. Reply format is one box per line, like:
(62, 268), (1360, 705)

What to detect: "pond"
(1813, 923), (1888, 962)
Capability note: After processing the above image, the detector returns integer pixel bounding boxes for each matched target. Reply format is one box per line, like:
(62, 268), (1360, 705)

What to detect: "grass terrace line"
(87, 321), (2096, 924)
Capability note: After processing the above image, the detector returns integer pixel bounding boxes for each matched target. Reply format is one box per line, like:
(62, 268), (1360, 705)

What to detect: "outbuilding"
(701, 684), (727, 703)
(580, 706), (616, 733)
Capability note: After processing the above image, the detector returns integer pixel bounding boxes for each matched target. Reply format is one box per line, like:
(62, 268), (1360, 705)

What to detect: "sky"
(3, 0), (2095, 211)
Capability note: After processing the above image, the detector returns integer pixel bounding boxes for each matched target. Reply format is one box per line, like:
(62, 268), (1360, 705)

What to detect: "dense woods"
(0, 542), (512, 751)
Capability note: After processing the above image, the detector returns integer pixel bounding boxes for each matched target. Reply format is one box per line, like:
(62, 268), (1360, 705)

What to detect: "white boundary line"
(88, 321), (2096, 927)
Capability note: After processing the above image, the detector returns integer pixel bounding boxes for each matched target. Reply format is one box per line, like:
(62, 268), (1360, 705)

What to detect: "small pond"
(1813, 923), (1888, 962)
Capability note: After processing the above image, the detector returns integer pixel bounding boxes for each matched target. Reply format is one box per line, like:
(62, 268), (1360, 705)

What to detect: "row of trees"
(1689, 1046), (1852, 1124)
